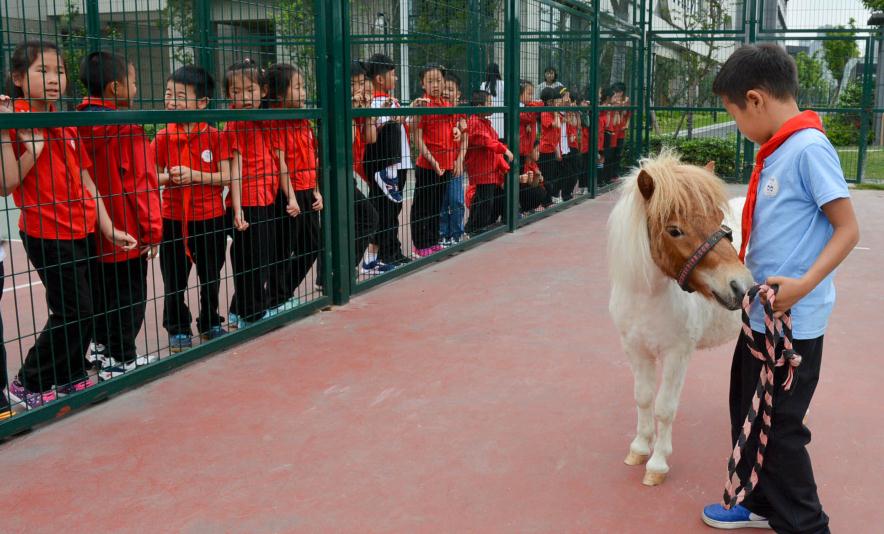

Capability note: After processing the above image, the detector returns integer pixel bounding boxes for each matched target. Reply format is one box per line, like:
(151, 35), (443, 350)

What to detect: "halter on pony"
(675, 225), (733, 293)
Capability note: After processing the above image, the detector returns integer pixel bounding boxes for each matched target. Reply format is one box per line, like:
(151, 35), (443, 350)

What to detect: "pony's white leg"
(625, 344), (656, 466)
(643, 348), (692, 486)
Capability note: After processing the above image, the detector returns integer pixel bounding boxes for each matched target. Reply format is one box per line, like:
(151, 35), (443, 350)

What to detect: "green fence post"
(193, 0), (215, 84)
(319, 0), (354, 305)
(85, 0), (101, 52)
(857, 35), (874, 184)
(634, 0), (648, 160)
(588, 0), (601, 198)
(643, 0), (655, 161)
(0, 7), (5, 76)
(505, 0), (521, 231)
(741, 0), (757, 184)
(468, 0), (483, 93)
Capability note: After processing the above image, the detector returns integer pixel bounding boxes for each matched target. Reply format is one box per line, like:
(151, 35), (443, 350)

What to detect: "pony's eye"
(666, 226), (684, 237)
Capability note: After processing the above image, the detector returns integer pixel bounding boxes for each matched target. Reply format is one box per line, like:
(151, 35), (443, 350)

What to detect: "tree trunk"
(610, 45), (627, 86)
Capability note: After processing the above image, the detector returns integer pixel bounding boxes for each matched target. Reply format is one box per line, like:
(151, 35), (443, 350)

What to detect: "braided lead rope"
(722, 284), (803, 510)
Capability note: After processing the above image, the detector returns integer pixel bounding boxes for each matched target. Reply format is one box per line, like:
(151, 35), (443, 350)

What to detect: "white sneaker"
(97, 354), (158, 381)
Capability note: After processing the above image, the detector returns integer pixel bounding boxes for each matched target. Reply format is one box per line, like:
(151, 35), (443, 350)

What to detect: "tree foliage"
(824, 82), (872, 146)
(795, 51), (832, 107)
(821, 19), (860, 103)
(861, 1), (884, 12)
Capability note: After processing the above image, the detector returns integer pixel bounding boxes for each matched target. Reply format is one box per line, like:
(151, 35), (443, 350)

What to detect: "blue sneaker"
(227, 311), (268, 329)
(702, 504), (770, 530)
(360, 259), (395, 275)
(374, 168), (403, 203)
(200, 326), (228, 341)
(169, 334), (193, 353)
(227, 312), (244, 330)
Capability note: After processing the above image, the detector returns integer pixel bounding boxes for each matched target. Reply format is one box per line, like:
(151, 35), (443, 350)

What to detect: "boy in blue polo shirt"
(701, 44), (860, 533)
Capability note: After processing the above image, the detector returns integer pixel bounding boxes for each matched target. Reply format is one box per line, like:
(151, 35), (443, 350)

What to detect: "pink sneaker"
(56, 377), (98, 396)
(7, 379), (57, 409)
(430, 244), (444, 253)
(414, 247), (434, 257)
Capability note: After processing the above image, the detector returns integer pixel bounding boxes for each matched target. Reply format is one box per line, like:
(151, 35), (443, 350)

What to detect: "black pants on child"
(1, 261), (7, 405)
(92, 257), (148, 363)
(730, 331), (829, 534)
(560, 151), (579, 200)
(367, 168), (408, 262)
(160, 216), (228, 336)
(230, 205), (274, 322)
(577, 152), (590, 189)
(519, 184), (549, 212)
(354, 185), (379, 266)
(412, 166), (450, 250)
(266, 190), (321, 309)
(538, 152), (561, 199)
(466, 184), (504, 235)
(18, 234), (95, 391)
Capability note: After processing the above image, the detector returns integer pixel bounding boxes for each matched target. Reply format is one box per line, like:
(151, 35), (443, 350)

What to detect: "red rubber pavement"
(1, 188), (882, 533)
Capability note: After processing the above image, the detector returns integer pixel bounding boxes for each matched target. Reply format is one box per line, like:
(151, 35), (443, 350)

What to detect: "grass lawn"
(654, 111), (733, 135)
(836, 147), (884, 183)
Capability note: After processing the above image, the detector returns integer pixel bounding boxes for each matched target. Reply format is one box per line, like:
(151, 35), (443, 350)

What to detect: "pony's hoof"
(624, 451), (649, 466)
(642, 470), (667, 486)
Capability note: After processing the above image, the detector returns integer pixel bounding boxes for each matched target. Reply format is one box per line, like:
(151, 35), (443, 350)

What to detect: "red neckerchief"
(13, 100), (81, 185)
(166, 122), (209, 259)
(76, 97), (118, 110)
(740, 110), (824, 261)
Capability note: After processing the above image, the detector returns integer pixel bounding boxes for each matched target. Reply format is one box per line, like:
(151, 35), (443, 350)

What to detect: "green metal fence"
(647, 0), (883, 184)
(0, 0), (876, 438)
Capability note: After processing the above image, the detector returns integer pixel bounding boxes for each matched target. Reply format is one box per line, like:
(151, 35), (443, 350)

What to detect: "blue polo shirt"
(746, 128), (850, 339)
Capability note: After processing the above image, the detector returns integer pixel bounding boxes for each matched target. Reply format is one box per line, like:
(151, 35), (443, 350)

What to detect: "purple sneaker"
(414, 247), (434, 257)
(56, 377), (97, 397)
(7, 379), (57, 409)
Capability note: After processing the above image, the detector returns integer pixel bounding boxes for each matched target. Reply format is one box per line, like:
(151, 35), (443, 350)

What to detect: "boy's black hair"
(350, 59), (367, 78)
(539, 86), (560, 103)
(419, 62), (446, 81)
(519, 79), (534, 94)
(610, 81), (627, 94)
(223, 58), (264, 98)
(712, 43), (798, 108)
(484, 63), (502, 96)
(265, 63), (301, 103)
(471, 89), (491, 107)
(366, 53), (395, 79)
(168, 65), (215, 99)
(79, 51), (129, 97)
(599, 85), (614, 104)
(569, 86), (582, 103)
(443, 71), (461, 87)
(5, 40), (63, 98)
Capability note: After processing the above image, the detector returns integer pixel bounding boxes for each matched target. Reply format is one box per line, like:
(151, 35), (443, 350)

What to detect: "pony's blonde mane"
(608, 149), (729, 292)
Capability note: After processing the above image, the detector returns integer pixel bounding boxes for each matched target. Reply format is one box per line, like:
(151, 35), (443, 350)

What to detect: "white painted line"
(2, 279), (43, 293)
(854, 246), (871, 251)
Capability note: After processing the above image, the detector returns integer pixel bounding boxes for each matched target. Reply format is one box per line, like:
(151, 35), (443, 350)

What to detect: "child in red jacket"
(412, 63), (456, 257)
(264, 63), (322, 312)
(464, 90), (513, 234)
(152, 65), (236, 352)
(76, 51), (162, 378)
(1, 41), (137, 407)
(224, 59), (297, 328)
(519, 140), (550, 213)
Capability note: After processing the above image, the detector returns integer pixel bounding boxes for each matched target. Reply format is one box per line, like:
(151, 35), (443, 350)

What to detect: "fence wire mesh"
(0, 0), (876, 434)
